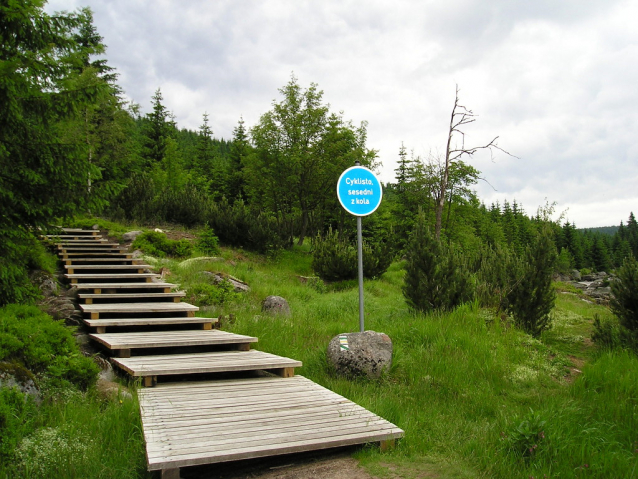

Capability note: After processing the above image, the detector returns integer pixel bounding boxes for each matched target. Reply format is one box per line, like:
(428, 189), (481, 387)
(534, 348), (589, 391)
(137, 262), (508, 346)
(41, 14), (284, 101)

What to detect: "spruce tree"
(610, 255), (638, 348)
(506, 227), (557, 337)
(403, 213), (472, 313)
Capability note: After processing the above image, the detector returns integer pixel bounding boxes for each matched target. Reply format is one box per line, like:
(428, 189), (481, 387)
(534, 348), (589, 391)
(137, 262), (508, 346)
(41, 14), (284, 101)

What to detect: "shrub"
(403, 214), (473, 313)
(609, 256), (638, 350)
(592, 313), (623, 350)
(109, 171), (157, 222)
(155, 184), (211, 227)
(503, 408), (547, 459)
(311, 229), (392, 282)
(208, 199), (286, 254)
(506, 227), (557, 338)
(472, 243), (523, 310)
(0, 305), (98, 390)
(131, 231), (193, 258)
(196, 224), (220, 255)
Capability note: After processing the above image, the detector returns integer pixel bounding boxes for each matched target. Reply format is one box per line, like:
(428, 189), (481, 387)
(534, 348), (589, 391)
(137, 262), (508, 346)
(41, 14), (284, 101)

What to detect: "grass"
(2, 232), (637, 478)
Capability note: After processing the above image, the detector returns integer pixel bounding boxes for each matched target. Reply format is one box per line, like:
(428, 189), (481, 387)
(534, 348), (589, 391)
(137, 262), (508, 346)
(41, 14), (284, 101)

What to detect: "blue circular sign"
(337, 166), (383, 216)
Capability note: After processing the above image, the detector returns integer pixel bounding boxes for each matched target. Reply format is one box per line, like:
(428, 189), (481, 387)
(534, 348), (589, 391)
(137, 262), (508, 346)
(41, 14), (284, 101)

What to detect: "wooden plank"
(90, 329), (257, 350)
(71, 282), (175, 290)
(83, 317), (216, 328)
(112, 350), (301, 377)
(66, 273), (160, 281)
(64, 264), (151, 270)
(138, 376), (403, 471)
(80, 302), (198, 314)
(79, 292), (185, 301)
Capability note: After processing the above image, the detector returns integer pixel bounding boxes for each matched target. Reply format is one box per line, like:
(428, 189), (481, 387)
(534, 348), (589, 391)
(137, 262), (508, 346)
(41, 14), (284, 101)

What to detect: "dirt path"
(182, 448), (379, 479)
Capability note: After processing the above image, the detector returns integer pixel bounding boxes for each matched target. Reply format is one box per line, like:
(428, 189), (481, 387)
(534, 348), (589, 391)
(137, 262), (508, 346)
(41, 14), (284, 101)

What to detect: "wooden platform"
(113, 350), (301, 381)
(139, 376), (404, 472)
(71, 282), (176, 292)
(79, 292), (186, 303)
(66, 273), (160, 283)
(83, 316), (216, 331)
(90, 329), (257, 353)
(81, 301), (198, 319)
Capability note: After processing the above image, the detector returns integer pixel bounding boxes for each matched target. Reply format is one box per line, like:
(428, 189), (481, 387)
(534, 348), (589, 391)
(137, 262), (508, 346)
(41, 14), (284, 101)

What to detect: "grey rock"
(571, 269), (582, 281)
(40, 296), (80, 322)
(327, 331), (393, 379)
(262, 296), (291, 316)
(30, 271), (59, 297)
(202, 272), (250, 293)
(131, 249), (144, 259)
(0, 363), (41, 403)
(122, 230), (143, 242)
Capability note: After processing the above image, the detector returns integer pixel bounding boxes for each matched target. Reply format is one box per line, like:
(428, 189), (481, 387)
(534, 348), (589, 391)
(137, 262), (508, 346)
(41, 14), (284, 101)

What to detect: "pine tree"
(610, 256), (638, 348)
(506, 227), (557, 338)
(227, 116), (250, 202)
(403, 213), (472, 313)
(142, 89), (175, 166)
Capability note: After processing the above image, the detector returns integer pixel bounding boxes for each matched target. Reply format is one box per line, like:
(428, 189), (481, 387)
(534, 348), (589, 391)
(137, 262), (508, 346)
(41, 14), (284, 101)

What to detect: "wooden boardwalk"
(49, 229), (403, 479)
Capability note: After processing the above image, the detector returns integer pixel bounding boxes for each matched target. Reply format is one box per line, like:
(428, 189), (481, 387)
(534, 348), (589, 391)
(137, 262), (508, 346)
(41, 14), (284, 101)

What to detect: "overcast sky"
(45, 0), (637, 228)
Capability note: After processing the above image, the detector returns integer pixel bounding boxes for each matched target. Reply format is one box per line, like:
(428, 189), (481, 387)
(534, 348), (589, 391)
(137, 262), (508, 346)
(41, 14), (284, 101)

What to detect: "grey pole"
(357, 215), (364, 333)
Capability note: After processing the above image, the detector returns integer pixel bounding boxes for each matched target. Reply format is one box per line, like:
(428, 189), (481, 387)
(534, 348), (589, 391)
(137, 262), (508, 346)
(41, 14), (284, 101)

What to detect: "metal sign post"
(336, 163), (383, 332)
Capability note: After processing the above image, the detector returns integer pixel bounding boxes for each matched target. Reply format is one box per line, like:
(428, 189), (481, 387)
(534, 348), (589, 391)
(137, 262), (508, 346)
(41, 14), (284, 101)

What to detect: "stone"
(0, 362), (41, 403)
(201, 272), (251, 293)
(40, 296), (80, 322)
(327, 331), (393, 379)
(30, 270), (59, 297)
(96, 378), (133, 402)
(179, 257), (224, 267)
(122, 230), (143, 242)
(571, 269), (582, 281)
(262, 295), (291, 316)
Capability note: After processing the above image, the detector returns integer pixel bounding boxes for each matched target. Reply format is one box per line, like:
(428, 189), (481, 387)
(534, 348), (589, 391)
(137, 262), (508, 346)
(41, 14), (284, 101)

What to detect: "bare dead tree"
(435, 85), (515, 240)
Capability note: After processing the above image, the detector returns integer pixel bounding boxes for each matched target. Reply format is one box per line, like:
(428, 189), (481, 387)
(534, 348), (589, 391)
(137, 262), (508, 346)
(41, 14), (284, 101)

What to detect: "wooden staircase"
(47, 228), (403, 479)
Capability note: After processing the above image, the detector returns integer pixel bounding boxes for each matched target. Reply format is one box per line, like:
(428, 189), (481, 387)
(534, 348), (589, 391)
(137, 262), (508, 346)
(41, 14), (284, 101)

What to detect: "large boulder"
(327, 331), (393, 379)
(122, 230), (143, 242)
(262, 296), (291, 316)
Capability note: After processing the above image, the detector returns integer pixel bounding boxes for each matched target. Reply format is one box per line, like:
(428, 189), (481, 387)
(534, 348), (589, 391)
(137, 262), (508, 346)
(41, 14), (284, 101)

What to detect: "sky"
(44, 0), (638, 228)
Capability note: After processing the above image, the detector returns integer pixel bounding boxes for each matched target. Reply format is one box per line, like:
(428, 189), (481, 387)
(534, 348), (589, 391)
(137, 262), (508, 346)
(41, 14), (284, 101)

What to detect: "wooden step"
(80, 301), (198, 319)
(69, 283), (176, 293)
(138, 375), (404, 472)
(83, 316), (217, 332)
(62, 257), (140, 265)
(90, 330), (258, 357)
(79, 292), (186, 304)
(58, 243), (121, 249)
(66, 273), (160, 284)
(64, 264), (152, 273)
(59, 228), (101, 234)
(44, 234), (102, 240)
(60, 252), (132, 260)
(56, 238), (108, 244)
(113, 350), (302, 386)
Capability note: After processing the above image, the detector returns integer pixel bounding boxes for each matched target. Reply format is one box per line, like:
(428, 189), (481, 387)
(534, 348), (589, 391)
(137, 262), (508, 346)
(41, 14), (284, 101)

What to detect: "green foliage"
(154, 183), (211, 228)
(609, 256), (638, 350)
(131, 231), (192, 258)
(403, 213), (473, 313)
(208, 199), (285, 254)
(472, 243), (523, 310)
(311, 229), (357, 281)
(311, 229), (392, 282)
(184, 281), (237, 307)
(506, 227), (557, 337)
(592, 313), (624, 350)
(196, 224), (220, 255)
(0, 388), (36, 459)
(503, 408), (547, 459)
(0, 305), (98, 390)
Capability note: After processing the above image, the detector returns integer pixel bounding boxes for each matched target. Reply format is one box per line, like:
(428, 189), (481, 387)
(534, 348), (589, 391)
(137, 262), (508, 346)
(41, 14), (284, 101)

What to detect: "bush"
(131, 231), (193, 258)
(311, 228), (392, 282)
(506, 227), (557, 338)
(472, 243), (523, 310)
(196, 224), (220, 255)
(0, 305), (98, 390)
(208, 199), (285, 254)
(155, 184), (211, 227)
(609, 256), (638, 350)
(403, 214), (472, 313)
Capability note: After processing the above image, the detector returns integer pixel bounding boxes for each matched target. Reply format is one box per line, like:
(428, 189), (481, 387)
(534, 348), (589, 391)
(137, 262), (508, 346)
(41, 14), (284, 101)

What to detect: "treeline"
(2, 1), (636, 307)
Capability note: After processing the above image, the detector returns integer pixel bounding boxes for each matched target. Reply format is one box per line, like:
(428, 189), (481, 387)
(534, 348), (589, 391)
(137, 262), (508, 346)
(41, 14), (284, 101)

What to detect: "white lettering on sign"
(345, 178), (373, 186)
(347, 189), (373, 196)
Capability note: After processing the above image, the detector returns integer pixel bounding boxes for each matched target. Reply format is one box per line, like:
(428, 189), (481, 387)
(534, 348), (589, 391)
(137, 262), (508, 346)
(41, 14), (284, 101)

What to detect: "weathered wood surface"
(90, 329), (257, 350)
(138, 376), (404, 471)
(70, 282), (175, 291)
(66, 273), (160, 283)
(83, 316), (216, 328)
(113, 350), (301, 377)
(79, 292), (185, 301)
(81, 302), (198, 315)
(64, 264), (151, 270)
